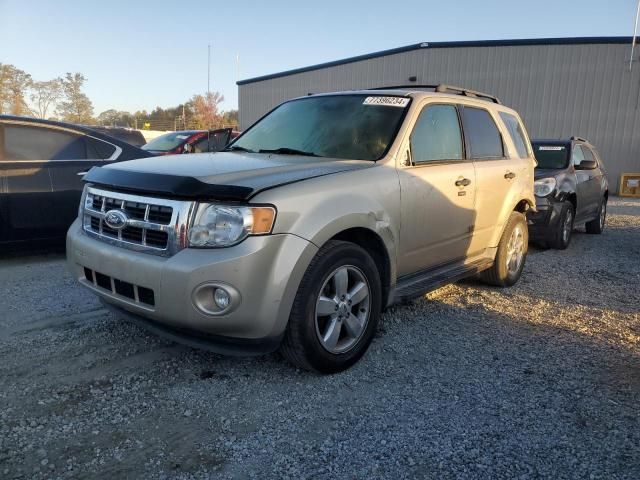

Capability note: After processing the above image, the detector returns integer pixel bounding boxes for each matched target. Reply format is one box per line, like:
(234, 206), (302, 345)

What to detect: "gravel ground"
(1, 197), (638, 479)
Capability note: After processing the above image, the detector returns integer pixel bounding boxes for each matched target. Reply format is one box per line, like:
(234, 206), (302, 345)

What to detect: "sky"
(1, 0), (638, 115)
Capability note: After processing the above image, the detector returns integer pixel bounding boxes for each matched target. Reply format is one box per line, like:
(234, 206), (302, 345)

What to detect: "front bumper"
(526, 196), (563, 240)
(66, 219), (318, 349)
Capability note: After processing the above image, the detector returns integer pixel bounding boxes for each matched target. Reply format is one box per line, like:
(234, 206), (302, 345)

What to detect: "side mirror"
(577, 159), (597, 170)
(183, 143), (193, 154)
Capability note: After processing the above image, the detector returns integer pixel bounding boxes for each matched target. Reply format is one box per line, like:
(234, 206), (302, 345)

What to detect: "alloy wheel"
(314, 265), (371, 354)
(562, 209), (573, 243)
(505, 225), (525, 274)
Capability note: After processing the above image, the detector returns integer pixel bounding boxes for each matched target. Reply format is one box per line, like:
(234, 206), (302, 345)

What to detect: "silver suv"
(67, 85), (535, 373)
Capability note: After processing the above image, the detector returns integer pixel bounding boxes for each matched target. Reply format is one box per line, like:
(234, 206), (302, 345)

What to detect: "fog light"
(213, 288), (231, 309)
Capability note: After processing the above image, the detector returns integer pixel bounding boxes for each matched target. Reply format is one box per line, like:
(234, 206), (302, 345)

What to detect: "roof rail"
(368, 83), (501, 104)
(570, 136), (589, 142)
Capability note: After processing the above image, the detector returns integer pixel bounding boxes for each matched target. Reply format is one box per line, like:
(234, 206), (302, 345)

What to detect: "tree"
(190, 91), (224, 129)
(97, 109), (135, 127)
(56, 72), (94, 124)
(0, 63), (32, 115)
(222, 109), (238, 126)
(30, 78), (63, 119)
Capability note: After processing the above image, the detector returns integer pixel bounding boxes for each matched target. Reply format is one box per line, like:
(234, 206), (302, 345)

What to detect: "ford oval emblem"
(104, 209), (128, 230)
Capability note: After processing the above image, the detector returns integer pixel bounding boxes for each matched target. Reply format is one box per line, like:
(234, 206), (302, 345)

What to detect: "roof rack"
(368, 84), (501, 104)
(570, 136), (589, 142)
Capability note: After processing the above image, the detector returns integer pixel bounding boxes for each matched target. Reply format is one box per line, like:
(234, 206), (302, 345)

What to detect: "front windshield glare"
(231, 95), (409, 161)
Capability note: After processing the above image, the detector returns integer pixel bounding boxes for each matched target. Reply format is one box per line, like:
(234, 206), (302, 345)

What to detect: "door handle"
(504, 171), (516, 179)
(77, 171), (89, 176)
(455, 178), (471, 187)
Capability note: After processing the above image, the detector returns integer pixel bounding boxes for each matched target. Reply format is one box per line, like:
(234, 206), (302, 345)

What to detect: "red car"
(141, 128), (239, 155)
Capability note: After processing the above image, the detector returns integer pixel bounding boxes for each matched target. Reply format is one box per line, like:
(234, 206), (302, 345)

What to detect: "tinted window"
(208, 130), (230, 152)
(573, 145), (586, 166)
(461, 107), (504, 159)
(86, 137), (117, 159)
(232, 95), (409, 161)
(410, 104), (463, 162)
(4, 125), (86, 160)
(499, 112), (529, 158)
(532, 143), (569, 169)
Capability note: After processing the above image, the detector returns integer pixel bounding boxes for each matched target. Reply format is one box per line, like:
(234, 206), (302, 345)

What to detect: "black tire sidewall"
(553, 202), (574, 249)
(289, 242), (382, 373)
(586, 198), (606, 234)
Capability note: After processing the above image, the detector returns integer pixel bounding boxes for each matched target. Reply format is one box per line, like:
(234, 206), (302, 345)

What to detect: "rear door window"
(461, 107), (504, 159)
(410, 104), (463, 163)
(499, 112), (529, 158)
(4, 125), (86, 160)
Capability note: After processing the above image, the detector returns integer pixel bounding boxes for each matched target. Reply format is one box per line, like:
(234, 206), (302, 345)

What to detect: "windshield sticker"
(538, 146), (564, 151)
(176, 135), (189, 139)
(363, 96), (410, 107)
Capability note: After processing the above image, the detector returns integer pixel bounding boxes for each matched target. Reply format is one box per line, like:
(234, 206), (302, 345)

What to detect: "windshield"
(230, 94), (410, 161)
(532, 143), (570, 169)
(141, 132), (193, 151)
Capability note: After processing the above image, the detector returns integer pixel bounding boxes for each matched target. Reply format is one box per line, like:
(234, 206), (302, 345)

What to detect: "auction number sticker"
(363, 96), (410, 107)
(538, 146), (564, 150)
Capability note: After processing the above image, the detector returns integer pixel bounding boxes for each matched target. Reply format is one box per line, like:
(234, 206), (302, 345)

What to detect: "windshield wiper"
(223, 145), (255, 153)
(258, 147), (321, 157)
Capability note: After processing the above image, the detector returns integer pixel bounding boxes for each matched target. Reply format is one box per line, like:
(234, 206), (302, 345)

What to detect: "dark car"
(0, 115), (153, 244)
(89, 126), (147, 147)
(141, 128), (238, 155)
(528, 137), (608, 249)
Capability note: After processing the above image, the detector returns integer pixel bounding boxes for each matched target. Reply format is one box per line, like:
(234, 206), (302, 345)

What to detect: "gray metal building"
(237, 37), (640, 192)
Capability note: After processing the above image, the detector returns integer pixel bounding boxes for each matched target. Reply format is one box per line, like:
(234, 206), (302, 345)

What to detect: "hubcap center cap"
(338, 302), (349, 317)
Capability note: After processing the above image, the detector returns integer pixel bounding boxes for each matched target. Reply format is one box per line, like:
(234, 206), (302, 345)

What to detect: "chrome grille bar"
(82, 186), (195, 257)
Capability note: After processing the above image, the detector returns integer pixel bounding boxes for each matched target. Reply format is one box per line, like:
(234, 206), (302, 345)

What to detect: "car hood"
(84, 152), (375, 201)
(534, 168), (564, 180)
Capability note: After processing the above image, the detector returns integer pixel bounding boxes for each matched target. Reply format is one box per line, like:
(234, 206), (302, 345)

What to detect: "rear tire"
(549, 201), (574, 249)
(585, 198), (606, 234)
(280, 240), (382, 373)
(480, 212), (528, 287)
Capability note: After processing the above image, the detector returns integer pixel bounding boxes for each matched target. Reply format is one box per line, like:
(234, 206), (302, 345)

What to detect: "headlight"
(534, 177), (557, 197)
(79, 184), (90, 217)
(188, 204), (276, 247)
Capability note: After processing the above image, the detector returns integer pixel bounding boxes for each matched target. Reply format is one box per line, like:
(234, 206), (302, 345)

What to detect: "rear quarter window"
(499, 112), (530, 158)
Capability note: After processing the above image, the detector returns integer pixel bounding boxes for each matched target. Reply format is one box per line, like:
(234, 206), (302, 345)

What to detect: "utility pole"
(631, 0), (640, 71)
(207, 44), (211, 95)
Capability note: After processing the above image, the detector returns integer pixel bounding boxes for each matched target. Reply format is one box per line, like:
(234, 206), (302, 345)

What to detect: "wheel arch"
(329, 227), (392, 311)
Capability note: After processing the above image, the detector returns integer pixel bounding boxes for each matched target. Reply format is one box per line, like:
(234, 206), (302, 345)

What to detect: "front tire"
(480, 211), (528, 287)
(280, 240), (382, 373)
(585, 198), (606, 234)
(549, 201), (574, 249)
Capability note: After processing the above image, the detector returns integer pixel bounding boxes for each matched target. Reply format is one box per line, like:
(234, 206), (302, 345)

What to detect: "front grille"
(83, 266), (155, 307)
(82, 186), (193, 256)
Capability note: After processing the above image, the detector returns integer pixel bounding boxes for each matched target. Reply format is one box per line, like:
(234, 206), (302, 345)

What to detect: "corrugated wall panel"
(239, 43), (640, 192)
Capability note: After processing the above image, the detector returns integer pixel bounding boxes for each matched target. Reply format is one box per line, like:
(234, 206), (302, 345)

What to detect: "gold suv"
(67, 85), (535, 373)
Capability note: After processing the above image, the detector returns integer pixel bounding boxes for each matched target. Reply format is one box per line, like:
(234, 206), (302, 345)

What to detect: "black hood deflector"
(84, 168), (254, 201)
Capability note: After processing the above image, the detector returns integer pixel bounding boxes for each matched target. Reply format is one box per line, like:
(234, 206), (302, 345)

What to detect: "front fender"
(252, 166), (401, 289)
